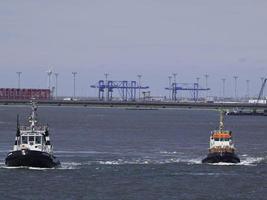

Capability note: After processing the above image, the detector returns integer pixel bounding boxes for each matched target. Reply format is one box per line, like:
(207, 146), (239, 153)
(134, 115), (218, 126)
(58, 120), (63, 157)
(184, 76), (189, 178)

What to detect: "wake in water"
(94, 157), (202, 165)
(0, 155), (265, 170)
(91, 154), (266, 166)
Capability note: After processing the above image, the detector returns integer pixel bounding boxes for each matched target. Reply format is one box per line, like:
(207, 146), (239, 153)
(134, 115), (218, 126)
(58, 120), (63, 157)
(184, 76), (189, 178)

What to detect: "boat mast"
(219, 110), (225, 131)
(14, 114), (20, 149)
(29, 101), (38, 129)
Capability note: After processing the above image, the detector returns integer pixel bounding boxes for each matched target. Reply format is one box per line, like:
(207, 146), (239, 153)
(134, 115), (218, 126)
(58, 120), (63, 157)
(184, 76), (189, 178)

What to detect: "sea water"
(0, 106), (266, 200)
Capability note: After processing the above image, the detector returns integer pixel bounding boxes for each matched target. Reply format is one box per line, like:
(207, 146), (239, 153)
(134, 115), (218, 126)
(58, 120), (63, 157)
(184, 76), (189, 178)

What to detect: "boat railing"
(20, 125), (46, 131)
(209, 146), (235, 153)
(212, 130), (231, 134)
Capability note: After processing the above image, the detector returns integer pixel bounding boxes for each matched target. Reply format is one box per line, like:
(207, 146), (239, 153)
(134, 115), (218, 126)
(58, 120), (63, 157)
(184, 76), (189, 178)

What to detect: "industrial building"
(0, 88), (51, 100)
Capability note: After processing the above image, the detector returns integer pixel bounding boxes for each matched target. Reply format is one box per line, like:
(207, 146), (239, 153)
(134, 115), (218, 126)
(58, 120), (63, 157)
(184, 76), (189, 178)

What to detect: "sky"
(0, 0), (267, 98)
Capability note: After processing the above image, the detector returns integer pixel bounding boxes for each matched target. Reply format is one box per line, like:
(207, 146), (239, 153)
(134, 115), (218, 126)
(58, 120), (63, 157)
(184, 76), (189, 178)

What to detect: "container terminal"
(0, 75), (266, 112)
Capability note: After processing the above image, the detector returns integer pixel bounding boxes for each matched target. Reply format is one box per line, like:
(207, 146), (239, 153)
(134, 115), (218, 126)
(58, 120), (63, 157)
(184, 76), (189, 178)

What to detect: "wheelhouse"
(20, 134), (44, 146)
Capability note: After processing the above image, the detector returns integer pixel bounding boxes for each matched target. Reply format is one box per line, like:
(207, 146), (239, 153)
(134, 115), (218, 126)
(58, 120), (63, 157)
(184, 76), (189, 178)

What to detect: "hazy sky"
(0, 0), (267, 98)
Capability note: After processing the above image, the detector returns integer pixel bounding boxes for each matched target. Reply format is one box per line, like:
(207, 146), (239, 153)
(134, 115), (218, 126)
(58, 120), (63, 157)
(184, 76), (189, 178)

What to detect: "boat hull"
(202, 152), (240, 163)
(5, 150), (60, 168)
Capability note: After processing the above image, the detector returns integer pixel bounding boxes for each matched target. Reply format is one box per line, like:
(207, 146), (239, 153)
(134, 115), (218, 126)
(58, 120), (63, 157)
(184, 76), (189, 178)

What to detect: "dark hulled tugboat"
(5, 101), (60, 168)
(202, 110), (240, 164)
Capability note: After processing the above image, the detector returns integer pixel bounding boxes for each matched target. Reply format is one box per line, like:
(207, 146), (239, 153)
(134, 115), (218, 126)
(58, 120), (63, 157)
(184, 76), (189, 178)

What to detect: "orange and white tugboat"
(202, 110), (240, 164)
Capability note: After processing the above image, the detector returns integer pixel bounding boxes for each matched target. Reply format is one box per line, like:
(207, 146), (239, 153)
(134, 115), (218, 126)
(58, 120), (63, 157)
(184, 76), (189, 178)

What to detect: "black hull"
(5, 150), (60, 168)
(202, 152), (240, 164)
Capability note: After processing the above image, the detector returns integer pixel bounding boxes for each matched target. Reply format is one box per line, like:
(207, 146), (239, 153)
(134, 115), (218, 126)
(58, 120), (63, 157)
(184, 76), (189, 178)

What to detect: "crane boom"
(257, 78), (267, 104)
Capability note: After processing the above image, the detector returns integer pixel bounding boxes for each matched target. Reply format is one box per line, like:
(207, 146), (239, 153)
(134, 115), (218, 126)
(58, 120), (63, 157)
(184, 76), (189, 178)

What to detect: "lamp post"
(196, 77), (200, 101)
(16, 72), (22, 89)
(222, 78), (226, 99)
(172, 73), (177, 101)
(204, 74), (209, 98)
(137, 74), (142, 101)
(104, 73), (109, 101)
(54, 73), (59, 99)
(168, 76), (172, 100)
(47, 70), (52, 90)
(72, 72), (77, 99)
(196, 77), (200, 85)
(246, 80), (250, 99)
(233, 76), (238, 100)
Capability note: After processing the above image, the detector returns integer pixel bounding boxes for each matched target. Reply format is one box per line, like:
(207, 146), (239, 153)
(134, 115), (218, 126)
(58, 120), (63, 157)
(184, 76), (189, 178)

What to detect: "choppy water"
(0, 106), (266, 200)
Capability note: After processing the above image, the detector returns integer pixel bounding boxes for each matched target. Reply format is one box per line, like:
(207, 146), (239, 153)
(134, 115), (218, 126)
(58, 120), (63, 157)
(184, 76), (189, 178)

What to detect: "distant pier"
(0, 99), (266, 110)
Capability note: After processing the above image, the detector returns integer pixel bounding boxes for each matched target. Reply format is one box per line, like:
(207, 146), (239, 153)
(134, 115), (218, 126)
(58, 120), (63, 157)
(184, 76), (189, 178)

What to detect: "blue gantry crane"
(165, 82), (210, 101)
(91, 80), (149, 101)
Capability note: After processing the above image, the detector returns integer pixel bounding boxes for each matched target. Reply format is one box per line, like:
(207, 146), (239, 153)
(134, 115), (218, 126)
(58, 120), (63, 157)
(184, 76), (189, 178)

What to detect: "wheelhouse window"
(35, 136), (42, 144)
(29, 136), (34, 142)
(21, 136), (28, 144)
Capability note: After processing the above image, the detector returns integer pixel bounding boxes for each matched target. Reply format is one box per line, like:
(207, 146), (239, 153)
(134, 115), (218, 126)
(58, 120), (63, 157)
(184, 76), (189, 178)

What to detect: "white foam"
(28, 167), (51, 170)
(159, 151), (179, 155)
(0, 166), (52, 170)
(189, 172), (221, 176)
(1, 166), (24, 169)
(97, 157), (203, 165)
(99, 161), (121, 165)
(186, 158), (202, 165)
(208, 156), (265, 166)
(239, 156), (265, 166)
(96, 155), (265, 166)
(209, 162), (237, 166)
(59, 162), (83, 170)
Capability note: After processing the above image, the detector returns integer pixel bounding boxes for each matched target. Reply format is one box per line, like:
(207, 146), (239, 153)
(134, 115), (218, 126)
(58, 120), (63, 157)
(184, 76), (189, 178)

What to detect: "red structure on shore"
(0, 88), (51, 100)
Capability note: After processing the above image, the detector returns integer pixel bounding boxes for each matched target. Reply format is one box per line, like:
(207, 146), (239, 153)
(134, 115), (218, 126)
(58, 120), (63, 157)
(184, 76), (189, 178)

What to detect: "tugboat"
(202, 110), (240, 164)
(5, 101), (60, 168)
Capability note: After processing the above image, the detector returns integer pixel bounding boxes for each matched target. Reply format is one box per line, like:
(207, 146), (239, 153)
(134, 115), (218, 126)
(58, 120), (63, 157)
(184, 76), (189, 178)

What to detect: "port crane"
(256, 78), (267, 104)
(165, 82), (210, 101)
(91, 80), (149, 101)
